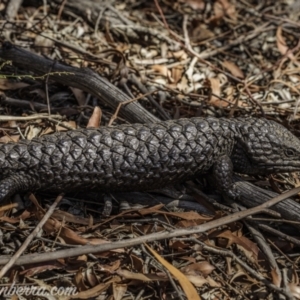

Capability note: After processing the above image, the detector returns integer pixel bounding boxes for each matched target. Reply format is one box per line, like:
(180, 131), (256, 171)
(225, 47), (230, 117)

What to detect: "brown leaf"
(270, 268), (282, 287)
(176, 219), (207, 228)
(172, 50), (188, 61)
(74, 267), (90, 292)
(135, 204), (164, 215)
(151, 65), (169, 77)
(70, 87), (86, 106)
(130, 254), (144, 272)
(289, 283), (300, 299)
(71, 280), (112, 298)
(20, 262), (64, 276)
(216, 230), (259, 261)
(145, 244), (201, 300)
(230, 270), (252, 283)
(185, 275), (221, 287)
(169, 240), (190, 250)
(26, 125), (42, 140)
(0, 135), (20, 143)
(181, 262), (215, 276)
(113, 283), (127, 300)
(51, 210), (91, 225)
(171, 66), (184, 84)
(137, 205), (211, 222)
(26, 278), (55, 295)
(57, 121), (77, 131)
(85, 268), (99, 287)
(0, 215), (23, 224)
(32, 204), (92, 245)
(163, 211), (211, 221)
(191, 24), (214, 42)
(87, 106), (102, 128)
(182, 0), (205, 10)
(177, 75), (189, 92)
(212, 0), (237, 23)
(97, 260), (121, 273)
(0, 78), (29, 90)
(207, 77), (222, 105)
(276, 26), (294, 60)
(222, 60), (244, 79)
(116, 269), (167, 282)
(59, 227), (90, 245)
(40, 121), (76, 136)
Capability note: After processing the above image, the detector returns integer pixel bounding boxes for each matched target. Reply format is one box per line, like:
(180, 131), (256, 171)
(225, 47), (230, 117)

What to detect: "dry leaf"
(0, 78), (29, 90)
(130, 254), (144, 272)
(87, 106), (102, 128)
(230, 270), (251, 283)
(270, 267), (282, 287)
(35, 34), (54, 50)
(181, 262), (215, 276)
(207, 77), (223, 106)
(116, 269), (167, 282)
(191, 24), (214, 42)
(51, 210), (91, 225)
(163, 211), (211, 221)
(185, 275), (220, 287)
(183, 0), (205, 10)
(177, 75), (189, 92)
(74, 268), (90, 292)
(71, 281), (112, 299)
(145, 244), (201, 300)
(151, 65), (169, 77)
(27, 278), (57, 300)
(26, 125), (42, 140)
(40, 121), (76, 136)
(216, 230), (259, 261)
(169, 240), (190, 250)
(113, 283), (127, 300)
(222, 60), (244, 78)
(20, 262), (64, 277)
(0, 135), (20, 143)
(171, 66), (184, 84)
(212, 0), (237, 23)
(70, 87), (86, 106)
(138, 205), (211, 222)
(276, 26), (294, 60)
(289, 283), (300, 299)
(85, 268), (98, 287)
(172, 50), (188, 61)
(98, 260), (121, 273)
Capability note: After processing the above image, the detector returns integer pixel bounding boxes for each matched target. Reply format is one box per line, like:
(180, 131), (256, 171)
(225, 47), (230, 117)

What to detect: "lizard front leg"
(211, 155), (240, 199)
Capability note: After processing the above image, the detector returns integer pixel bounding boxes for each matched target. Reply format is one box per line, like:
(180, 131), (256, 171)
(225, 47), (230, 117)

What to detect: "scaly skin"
(0, 117), (300, 201)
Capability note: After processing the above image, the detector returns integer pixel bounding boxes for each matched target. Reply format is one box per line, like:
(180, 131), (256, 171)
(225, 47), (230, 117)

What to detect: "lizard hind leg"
(0, 175), (38, 204)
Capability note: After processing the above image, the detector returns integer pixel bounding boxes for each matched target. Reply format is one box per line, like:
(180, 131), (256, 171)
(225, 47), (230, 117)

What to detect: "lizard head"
(234, 118), (300, 174)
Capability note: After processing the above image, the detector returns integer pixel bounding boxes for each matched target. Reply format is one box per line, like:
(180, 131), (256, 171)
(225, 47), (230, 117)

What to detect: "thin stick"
(0, 193), (64, 279)
(0, 114), (64, 121)
(0, 186), (299, 267)
(108, 90), (157, 126)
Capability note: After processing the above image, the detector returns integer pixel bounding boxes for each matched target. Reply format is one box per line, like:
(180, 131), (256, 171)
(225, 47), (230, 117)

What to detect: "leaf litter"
(0, 0), (300, 299)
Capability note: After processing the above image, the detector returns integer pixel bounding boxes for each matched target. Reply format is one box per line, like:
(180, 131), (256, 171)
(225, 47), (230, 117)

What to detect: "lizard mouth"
(258, 162), (300, 172)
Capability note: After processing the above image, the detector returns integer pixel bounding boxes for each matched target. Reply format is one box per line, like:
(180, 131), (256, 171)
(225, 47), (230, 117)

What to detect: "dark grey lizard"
(0, 117), (300, 202)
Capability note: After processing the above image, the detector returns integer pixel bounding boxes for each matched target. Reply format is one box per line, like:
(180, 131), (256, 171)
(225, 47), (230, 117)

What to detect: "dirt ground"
(0, 0), (300, 299)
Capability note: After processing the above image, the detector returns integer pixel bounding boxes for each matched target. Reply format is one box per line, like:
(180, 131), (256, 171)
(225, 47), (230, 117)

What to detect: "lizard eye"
(285, 148), (295, 157)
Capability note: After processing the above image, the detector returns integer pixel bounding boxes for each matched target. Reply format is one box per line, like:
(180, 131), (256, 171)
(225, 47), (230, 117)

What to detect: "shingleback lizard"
(0, 117), (300, 202)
